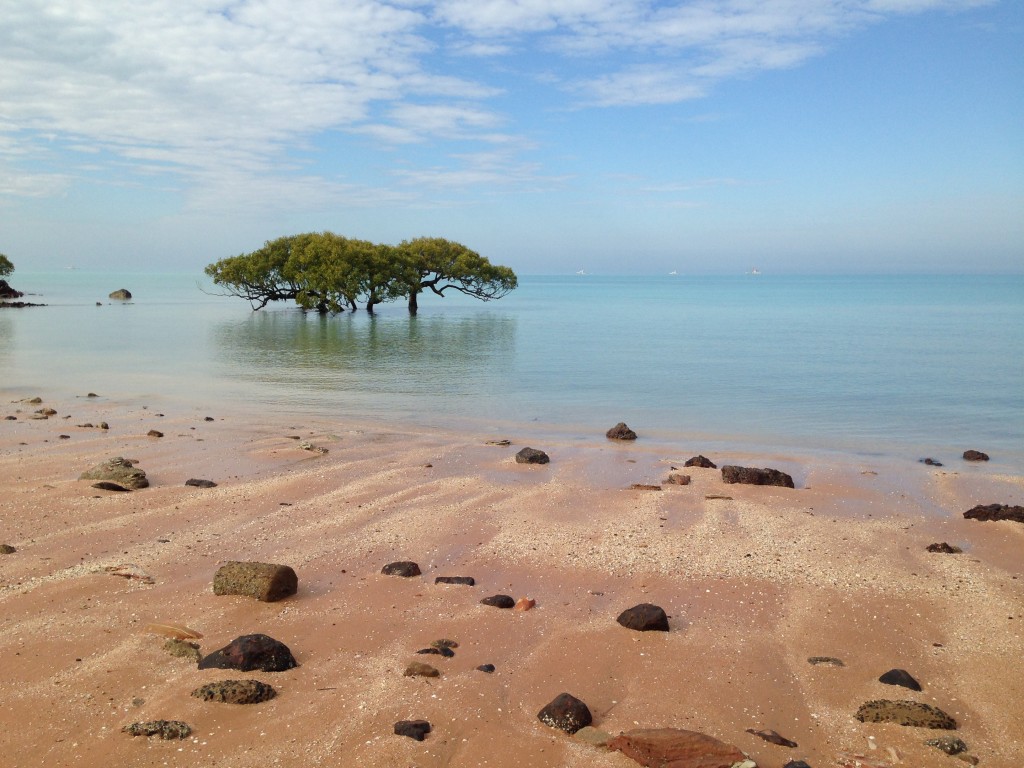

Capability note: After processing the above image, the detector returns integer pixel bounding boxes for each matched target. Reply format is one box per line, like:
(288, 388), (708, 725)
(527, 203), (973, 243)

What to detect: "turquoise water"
(2, 271), (1022, 465)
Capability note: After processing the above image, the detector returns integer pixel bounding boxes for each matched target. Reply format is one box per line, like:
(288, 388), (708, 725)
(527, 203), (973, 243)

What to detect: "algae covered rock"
(213, 561), (297, 602)
(122, 720), (192, 739)
(79, 457), (149, 489)
(191, 679), (276, 704)
(855, 699), (956, 729)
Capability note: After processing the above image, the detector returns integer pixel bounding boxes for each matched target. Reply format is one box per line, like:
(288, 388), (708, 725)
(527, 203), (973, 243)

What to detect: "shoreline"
(1, 393), (1022, 767)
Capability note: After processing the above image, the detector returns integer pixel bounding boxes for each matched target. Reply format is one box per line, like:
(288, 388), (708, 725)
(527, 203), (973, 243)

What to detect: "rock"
(575, 725), (613, 748)
(807, 656), (845, 667)
(721, 465), (795, 488)
(962, 450), (989, 462)
(783, 761), (813, 768)
(109, 288), (132, 300)
(514, 597), (536, 611)
(185, 478), (217, 488)
(382, 561), (421, 577)
(435, 576), (475, 586)
(878, 669), (922, 691)
(516, 447), (550, 464)
(99, 422), (109, 430)
(476, 663), (495, 673)
(607, 727), (747, 768)
(213, 561), (298, 602)
(481, 594), (516, 608)
(163, 638), (202, 663)
(537, 692), (592, 734)
(404, 661), (439, 678)
(0, 279), (24, 299)
(963, 503), (1024, 523)
(926, 542), (962, 553)
(630, 483), (662, 491)
(91, 481), (131, 492)
(198, 634), (298, 672)
(431, 639), (458, 650)
(854, 699), (956, 729)
(37, 407), (57, 416)
(147, 429), (163, 438)
(416, 647), (454, 658)
(486, 439), (511, 446)
(684, 455), (717, 469)
(665, 473), (691, 485)
(299, 441), (328, 454)
(920, 457), (943, 466)
(191, 679), (276, 704)
(79, 457), (149, 489)
(394, 720), (431, 741)
(122, 720), (192, 739)
(925, 736), (968, 755)
(103, 563), (155, 583)
(746, 728), (797, 747)
(0, 544), (15, 554)
(607, 422), (638, 440)
(616, 603), (670, 632)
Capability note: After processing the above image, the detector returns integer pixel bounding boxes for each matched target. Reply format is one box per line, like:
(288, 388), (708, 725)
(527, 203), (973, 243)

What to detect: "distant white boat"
(747, 268), (761, 275)
(669, 270), (678, 276)
(576, 269), (586, 275)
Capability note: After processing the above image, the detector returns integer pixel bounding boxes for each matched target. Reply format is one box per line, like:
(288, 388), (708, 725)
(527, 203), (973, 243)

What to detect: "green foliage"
(0, 253), (13, 278)
(205, 233), (516, 314)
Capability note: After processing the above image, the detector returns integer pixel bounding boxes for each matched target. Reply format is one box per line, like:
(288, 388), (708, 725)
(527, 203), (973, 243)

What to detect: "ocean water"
(2, 271), (1022, 465)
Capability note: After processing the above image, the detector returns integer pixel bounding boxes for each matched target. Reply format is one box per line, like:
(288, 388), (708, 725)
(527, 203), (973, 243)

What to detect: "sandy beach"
(0, 394), (1021, 768)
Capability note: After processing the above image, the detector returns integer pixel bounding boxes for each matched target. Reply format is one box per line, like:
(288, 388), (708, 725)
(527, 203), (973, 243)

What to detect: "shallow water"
(2, 271), (1022, 466)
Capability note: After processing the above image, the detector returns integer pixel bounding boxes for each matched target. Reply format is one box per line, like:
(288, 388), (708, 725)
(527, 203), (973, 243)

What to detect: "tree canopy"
(205, 233), (516, 314)
(0, 253), (13, 279)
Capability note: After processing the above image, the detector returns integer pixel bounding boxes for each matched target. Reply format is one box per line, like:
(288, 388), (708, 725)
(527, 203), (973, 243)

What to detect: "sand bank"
(0, 395), (1021, 767)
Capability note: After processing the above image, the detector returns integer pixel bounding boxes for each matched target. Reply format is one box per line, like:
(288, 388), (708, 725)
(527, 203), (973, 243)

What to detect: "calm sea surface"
(2, 272), (1022, 466)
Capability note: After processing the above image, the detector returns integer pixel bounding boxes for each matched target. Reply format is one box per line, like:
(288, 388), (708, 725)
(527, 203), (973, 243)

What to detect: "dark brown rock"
(198, 634), (297, 672)
(964, 504), (1024, 523)
(0, 544), (15, 554)
(394, 720), (431, 741)
(91, 481), (131, 492)
(855, 699), (956, 729)
(808, 656), (845, 667)
(783, 761), (813, 768)
(721, 465), (795, 488)
(962, 450), (989, 462)
(147, 429), (163, 438)
(480, 594), (515, 608)
(122, 720), (192, 739)
(684, 455), (717, 469)
(747, 728), (797, 747)
(79, 457), (149, 489)
(213, 561), (297, 602)
(381, 561), (421, 577)
(435, 576), (475, 586)
(191, 679), (276, 704)
(920, 457), (943, 466)
(879, 669), (922, 691)
(616, 603), (670, 632)
(607, 728), (747, 768)
(516, 447), (550, 464)
(926, 542), (962, 553)
(476, 663), (495, 673)
(416, 646), (454, 657)
(537, 692), (592, 734)
(185, 478), (217, 488)
(607, 422), (638, 440)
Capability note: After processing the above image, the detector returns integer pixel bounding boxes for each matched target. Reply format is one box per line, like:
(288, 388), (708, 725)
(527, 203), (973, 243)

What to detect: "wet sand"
(0, 395), (1021, 768)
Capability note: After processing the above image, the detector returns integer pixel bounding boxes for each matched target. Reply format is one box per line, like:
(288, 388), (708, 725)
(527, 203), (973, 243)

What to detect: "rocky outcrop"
(198, 634), (298, 672)
(963, 503), (1024, 523)
(607, 728), (747, 768)
(213, 561), (298, 602)
(79, 457), (149, 489)
(109, 288), (132, 300)
(721, 465), (794, 488)
(122, 720), (192, 739)
(855, 699), (956, 729)
(962, 450), (989, 462)
(684, 455), (716, 469)
(515, 447), (550, 464)
(381, 561), (421, 577)
(0, 280), (24, 299)
(607, 422), (638, 440)
(191, 679), (276, 704)
(616, 603), (670, 632)
(537, 692), (592, 734)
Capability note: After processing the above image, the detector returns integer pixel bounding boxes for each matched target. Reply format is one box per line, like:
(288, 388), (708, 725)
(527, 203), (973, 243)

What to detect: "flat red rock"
(608, 728), (748, 768)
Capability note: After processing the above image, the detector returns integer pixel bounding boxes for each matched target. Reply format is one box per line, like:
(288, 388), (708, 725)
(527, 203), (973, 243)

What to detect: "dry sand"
(0, 395), (1021, 768)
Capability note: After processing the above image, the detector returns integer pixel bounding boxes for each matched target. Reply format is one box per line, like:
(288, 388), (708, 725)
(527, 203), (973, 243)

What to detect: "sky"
(1, 0), (1022, 276)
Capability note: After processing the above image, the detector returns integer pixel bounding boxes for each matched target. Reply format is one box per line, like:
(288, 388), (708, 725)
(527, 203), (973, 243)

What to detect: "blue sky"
(1, 0), (1021, 275)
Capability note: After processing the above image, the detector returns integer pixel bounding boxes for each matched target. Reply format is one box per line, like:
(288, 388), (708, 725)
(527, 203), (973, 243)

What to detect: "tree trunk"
(408, 290), (419, 314)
